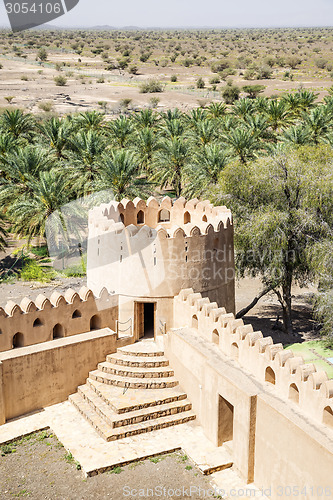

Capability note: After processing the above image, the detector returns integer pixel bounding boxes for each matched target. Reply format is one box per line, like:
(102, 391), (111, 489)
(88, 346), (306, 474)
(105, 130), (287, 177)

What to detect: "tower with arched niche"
(87, 196), (235, 341)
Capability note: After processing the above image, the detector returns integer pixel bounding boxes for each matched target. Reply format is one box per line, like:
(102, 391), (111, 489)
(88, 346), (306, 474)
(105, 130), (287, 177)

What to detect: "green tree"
(151, 137), (189, 196)
(215, 146), (333, 334)
(242, 85), (265, 99)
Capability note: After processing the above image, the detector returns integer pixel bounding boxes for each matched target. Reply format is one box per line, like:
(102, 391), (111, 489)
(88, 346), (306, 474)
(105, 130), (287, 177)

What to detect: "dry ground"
(0, 431), (214, 500)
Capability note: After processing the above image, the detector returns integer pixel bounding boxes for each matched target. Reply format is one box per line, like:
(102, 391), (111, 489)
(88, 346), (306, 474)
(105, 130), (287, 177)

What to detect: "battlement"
(89, 196), (232, 234)
(174, 288), (333, 430)
(0, 287), (118, 352)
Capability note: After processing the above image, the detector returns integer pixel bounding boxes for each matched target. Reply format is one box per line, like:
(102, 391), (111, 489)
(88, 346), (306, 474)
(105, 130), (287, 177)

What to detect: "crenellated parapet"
(89, 196), (232, 233)
(0, 287), (118, 353)
(87, 197), (235, 312)
(174, 288), (333, 430)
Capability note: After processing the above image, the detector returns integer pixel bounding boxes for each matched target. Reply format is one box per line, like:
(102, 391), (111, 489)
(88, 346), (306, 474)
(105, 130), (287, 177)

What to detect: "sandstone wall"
(0, 328), (119, 422)
(0, 287), (118, 353)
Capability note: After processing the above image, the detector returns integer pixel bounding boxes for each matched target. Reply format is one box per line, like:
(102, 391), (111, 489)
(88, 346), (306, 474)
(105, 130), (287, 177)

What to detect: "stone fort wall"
(0, 287), (118, 353)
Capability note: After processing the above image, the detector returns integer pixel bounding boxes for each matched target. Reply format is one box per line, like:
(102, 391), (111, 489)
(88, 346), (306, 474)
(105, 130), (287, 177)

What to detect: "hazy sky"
(1, 0), (333, 28)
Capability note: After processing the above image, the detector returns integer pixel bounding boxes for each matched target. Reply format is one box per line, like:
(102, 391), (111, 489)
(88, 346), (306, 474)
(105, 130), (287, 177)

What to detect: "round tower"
(87, 196), (235, 340)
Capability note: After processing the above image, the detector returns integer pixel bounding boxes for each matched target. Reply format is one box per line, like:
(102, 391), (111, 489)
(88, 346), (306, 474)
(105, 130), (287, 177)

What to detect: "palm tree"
(0, 109), (35, 142)
(222, 128), (262, 163)
(279, 125), (312, 146)
(133, 109), (159, 128)
(301, 107), (331, 144)
(132, 127), (159, 173)
(0, 133), (18, 157)
(264, 100), (293, 133)
(108, 116), (134, 148)
(185, 144), (229, 197)
(66, 130), (107, 195)
(73, 111), (105, 132)
(232, 98), (255, 120)
(39, 117), (73, 158)
(158, 118), (185, 139)
(97, 150), (150, 201)
(151, 137), (189, 196)
(190, 119), (217, 146)
(206, 102), (227, 119)
(0, 146), (55, 207)
(5, 169), (73, 243)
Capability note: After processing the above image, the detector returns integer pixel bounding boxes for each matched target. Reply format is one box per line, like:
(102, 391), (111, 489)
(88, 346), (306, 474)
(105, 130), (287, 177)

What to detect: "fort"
(0, 196), (332, 497)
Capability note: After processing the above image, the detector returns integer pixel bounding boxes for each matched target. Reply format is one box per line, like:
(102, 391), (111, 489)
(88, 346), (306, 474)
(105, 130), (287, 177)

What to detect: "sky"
(1, 0), (333, 29)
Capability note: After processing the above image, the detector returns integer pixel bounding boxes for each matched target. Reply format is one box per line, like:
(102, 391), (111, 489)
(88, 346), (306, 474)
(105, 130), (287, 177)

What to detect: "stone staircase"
(69, 341), (196, 441)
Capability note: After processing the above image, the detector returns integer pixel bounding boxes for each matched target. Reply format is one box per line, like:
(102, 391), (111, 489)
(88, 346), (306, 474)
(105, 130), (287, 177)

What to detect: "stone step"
(70, 392), (196, 442)
(87, 378), (188, 414)
(117, 343), (164, 358)
(98, 361), (174, 379)
(89, 369), (179, 389)
(78, 384), (192, 428)
(107, 352), (170, 368)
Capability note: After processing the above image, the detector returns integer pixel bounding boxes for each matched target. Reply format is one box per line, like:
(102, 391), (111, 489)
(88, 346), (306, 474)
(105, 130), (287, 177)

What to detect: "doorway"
(135, 302), (155, 339)
(217, 395), (234, 446)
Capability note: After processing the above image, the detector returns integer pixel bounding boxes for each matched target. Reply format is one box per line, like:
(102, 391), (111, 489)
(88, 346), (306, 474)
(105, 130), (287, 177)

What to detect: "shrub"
(242, 84), (266, 98)
(37, 47), (48, 61)
(20, 260), (56, 282)
(21, 75), (29, 81)
(129, 65), (138, 75)
(149, 97), (160, 108)
(315, 58), (328, 69)
(196, 77), (205, 89)
(120, 98), (132, 109)
(54, 75), (67, 86)
(170, 75), (177, 82)
(139, 80), (164, 93)
(0, 64), (3, 69)
(209, 76), (220, 85)
(221, 82), (240, 104)
(38, 101), (53, 112)
(97, 77), (105, 83)
(256, 65), (273, 79)
(211, 59), (231, 73)
(4, 96), (14, 104)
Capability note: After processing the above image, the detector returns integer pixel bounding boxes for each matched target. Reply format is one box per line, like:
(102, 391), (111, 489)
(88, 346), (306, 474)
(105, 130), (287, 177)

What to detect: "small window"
(72, 310), (82, 319)
(184, 211), (191, 224)
(231, 342), (239, 359)
(137, 210), (144, 224)
(90, 315), (102, 330)
(212, 329), (219, 345)
(289, 383), (299, 404)
(323, 406), (333, 428)
(202, 215), (207, 222)
(192, 315), (198, 328)
(120, 213), (125, 224)
(265, 366), (276, 385)
(12, 332), (24, 348)
(53, 323), (64, 339)
(158, 209), (170, 222)
(33, 318), (43, 327)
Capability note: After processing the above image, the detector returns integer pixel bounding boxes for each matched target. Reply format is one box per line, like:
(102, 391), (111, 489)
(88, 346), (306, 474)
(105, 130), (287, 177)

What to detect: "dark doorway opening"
(218, 395), (234, 446)
(143, 303), (155, 339)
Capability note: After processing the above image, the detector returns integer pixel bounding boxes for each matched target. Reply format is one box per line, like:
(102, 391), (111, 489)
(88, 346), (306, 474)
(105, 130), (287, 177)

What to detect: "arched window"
(12, 332), (24, 348)
(231, 342), (239, 360)
(53, 324), (64, 339)
(289, 383), (299, 404)
(323, 406), (333, 428)
(265, 366), (276, 385)
(90, 315), (102, 331)
(72, 310), (81, 319)
(212, 329), (219, 345)
(184, 211), (191, 224)
(33, 318), (43, 327)
(137, 210), (144, 224)
(158, 209), (170, 222)
(192, 315), (198, 329)
(202, 215), (207, 222)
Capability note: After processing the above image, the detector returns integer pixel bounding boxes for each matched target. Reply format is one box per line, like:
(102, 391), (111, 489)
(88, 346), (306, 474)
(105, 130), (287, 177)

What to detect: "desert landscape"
(1, 27), (333, 115)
